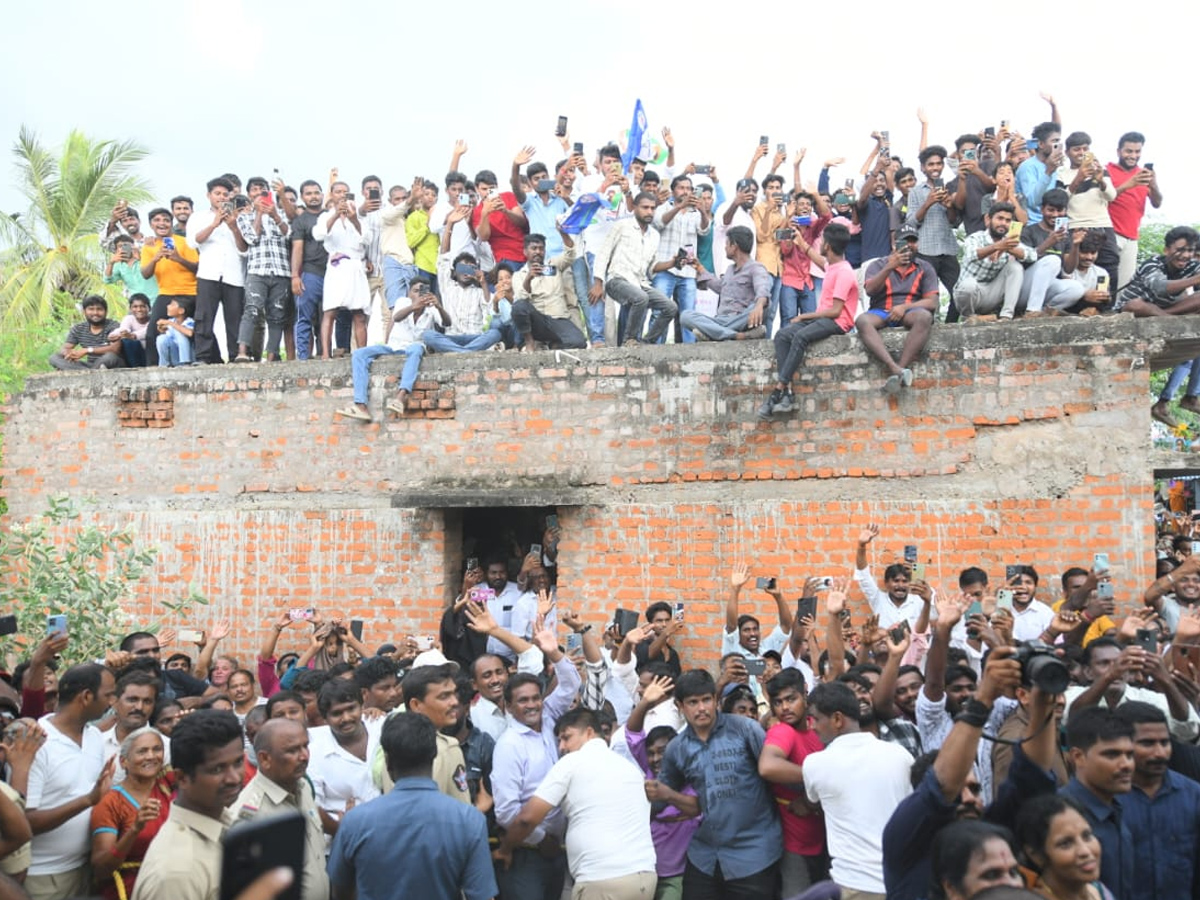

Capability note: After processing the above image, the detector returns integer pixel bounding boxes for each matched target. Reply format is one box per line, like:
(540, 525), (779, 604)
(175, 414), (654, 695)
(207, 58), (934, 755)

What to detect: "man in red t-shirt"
(470, 170), (529, 272)
(1106, 131), (1163, 291)
(759, 668), (827, 896)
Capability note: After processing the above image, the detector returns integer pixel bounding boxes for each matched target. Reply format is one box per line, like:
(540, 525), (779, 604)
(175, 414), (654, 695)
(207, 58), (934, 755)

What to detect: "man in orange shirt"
(140, 208), (199, 366)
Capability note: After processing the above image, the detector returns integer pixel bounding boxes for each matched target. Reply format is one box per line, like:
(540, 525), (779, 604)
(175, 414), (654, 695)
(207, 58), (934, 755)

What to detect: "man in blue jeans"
(290, 180), (329, 360)
(652, 174), (710, 344)
(335, 279), (442, 423)
(680, 226), (770, 341)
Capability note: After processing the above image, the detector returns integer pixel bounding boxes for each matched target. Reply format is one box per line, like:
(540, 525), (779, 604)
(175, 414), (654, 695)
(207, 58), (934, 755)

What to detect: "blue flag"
(621, 99), (647, 174)
(559, 194), (603, 234)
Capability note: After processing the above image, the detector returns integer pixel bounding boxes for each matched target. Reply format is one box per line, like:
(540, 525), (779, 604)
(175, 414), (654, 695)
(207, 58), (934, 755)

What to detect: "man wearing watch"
(49, 296), (124, 371)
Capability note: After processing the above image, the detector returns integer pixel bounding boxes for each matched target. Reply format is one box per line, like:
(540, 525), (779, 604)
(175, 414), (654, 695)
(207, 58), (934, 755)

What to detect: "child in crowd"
(156, 299), (194, 367)
(110, 294), (152, 367)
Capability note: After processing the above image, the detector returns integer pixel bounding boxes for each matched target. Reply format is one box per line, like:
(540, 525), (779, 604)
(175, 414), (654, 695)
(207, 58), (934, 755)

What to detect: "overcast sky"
(2, 1), (1194, 235)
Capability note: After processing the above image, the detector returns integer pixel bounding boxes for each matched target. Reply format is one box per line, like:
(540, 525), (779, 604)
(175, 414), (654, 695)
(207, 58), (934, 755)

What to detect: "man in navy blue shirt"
(1114, 701), (1200, 900)
(327, 713), (497, 900)
(657, 668), (781, 900)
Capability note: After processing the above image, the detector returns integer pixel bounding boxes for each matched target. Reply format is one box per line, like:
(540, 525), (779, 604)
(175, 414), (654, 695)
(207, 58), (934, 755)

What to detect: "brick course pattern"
(0, 318), (1189, 669)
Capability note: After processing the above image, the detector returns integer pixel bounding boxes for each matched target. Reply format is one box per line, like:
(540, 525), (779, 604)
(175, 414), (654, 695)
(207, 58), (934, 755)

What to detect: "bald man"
(231, 719), (329, 900)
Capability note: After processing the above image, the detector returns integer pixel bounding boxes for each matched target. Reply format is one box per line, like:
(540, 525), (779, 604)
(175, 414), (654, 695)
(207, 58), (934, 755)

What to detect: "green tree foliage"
(0, 496), (205, 665)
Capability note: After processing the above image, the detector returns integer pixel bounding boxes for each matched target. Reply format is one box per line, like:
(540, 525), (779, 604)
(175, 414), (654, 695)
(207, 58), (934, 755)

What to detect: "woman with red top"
(89, 728), (172, 900)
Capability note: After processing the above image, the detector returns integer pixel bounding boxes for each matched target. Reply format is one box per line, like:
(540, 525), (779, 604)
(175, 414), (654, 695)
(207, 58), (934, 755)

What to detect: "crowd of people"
(1, 518), (1199, 900)
(48, 97), (1187, 423)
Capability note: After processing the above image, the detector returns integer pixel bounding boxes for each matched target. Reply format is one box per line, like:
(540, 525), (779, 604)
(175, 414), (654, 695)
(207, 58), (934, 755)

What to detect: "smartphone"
(744, 657), (766, 676)
(220, 812), (305, 900)
(573, 142), (584, 155)
(221, 200), (235, 216)
(555, 115), (568, 137)
(465, 557), (479, 572)
(963, 148), (977, 161)
(1097, 581), (1114, 600)
(796, 597), (818, 622)
(756, 576), (777, 590)
(1000, 120), (1009, 129)
(416, 635), (434, 651)
(467, 585), (496, 606)
(1005, 564), (1021, 582)
(1193, 540), (1200, 556)
(694, 164), (711, 175)
(1093, 553), (1110, 573)
(889, 620), (911, 644)
(178, 628), (203, 644)
(350, 620), (363, 642)
(759, 135), (769, 147)
(996, 589), (1014, 611)
(774, 228), (795, 241)
(453, 262), (478, 279)
(1054, 216), (1070, 232)
(0, 615), (17, 637)
(880, 146), (891, 159)
(1096, 274), (1110, 292)
(546, 514), (559, 531)
(966, 600), (984, 619)
(233, 195), (250, 210)
(1135, 629), (1157, 654)
(931, 177), (945, 189)
(880, 130), (890, 143)
(903, 545), (918, 564)
(162, 236), (175, 251)
(1007, 221), (1023, 239)
(912, 563), (926, 581)
(46, 614), (67, 638)
(815, 577), (833, 591)
(1027, 138), (1040, 152)
(777, 143), (786, 155)
(536, 179), (557, 193)
(614, 608), (640, 635)
(566, 632), (583, 652)
(458, 194), (472, 207)
(346, 192), (356, 202)
(844, 178), (855, 190)
(1144, 162), (1154, 171)
(984, 126), (996, 138)
(288, 608), (315, 622)
(541, 264), (558, 277)
(792, 215), (812, 227)
(367, 187), (381, 201)
(673, 602), (685, 621)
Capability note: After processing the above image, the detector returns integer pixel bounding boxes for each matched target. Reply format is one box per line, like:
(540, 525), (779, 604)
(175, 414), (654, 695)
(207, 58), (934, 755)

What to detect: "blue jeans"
(581, 253), (605, 344)
(495, 847), (566, 900)
(351, 343), (425, 404)
(156, 329), (193, 366)
(679, 309), (754, 341)
(652, 271), (698, 343)
(294, 272), (324, 360)
(383, 258), (418, 309)
(421, 325), (503, 353)
(121, 338), (146, 368)
(780, 279), (822, 321)
(1162, 357), (1200, 401)
(763, 273), (783, 337)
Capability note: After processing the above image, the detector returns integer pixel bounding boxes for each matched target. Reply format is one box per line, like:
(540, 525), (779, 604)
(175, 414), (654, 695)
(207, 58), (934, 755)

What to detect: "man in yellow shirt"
(1051, 566), (1116, 645)
(140, 208), (199, 366)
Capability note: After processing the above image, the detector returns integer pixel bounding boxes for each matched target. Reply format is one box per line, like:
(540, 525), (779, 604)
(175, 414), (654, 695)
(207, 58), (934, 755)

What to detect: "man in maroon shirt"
(471, 170), (529, 273)
(1106, 132), (1163, 292)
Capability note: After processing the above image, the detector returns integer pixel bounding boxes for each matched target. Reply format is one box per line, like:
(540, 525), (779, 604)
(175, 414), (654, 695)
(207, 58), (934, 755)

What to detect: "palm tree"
(0, 126), (153, 348)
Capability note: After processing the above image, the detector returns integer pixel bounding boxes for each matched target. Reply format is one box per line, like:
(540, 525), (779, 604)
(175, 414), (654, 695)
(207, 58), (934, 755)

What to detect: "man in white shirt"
(305, 679), (383, 832)
(429, 171), (476, 259)
(804, 682), (913, 898)
(186, 176), (247, 364)
(496, 707), (656, 900)
(334, 278), (441, 423)
(723, 564), (793, 660)
(313, 182), (370, 360)
(492, 624), (582, 900)
(854, 524), (936, 629)
(589, 192), (677, 345)
(25, 664), (116, 900)
(99, 671), (162, 780)
(1007, 565), (1055, 642)
(575, 143), (633, 346)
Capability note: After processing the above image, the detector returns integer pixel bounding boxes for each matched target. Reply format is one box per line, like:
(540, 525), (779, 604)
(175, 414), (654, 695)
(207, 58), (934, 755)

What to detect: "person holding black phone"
(906, 145), (963, 321)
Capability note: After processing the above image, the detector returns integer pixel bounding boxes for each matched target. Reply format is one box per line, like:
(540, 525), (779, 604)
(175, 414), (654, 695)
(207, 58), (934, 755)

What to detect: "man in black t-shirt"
(290, 179), (330, 360)
(49, 295), (124, 370)
(857, 224), (939, 394)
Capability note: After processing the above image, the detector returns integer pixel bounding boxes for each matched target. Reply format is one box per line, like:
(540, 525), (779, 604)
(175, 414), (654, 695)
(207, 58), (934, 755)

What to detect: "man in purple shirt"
(680, 226), (771, 341)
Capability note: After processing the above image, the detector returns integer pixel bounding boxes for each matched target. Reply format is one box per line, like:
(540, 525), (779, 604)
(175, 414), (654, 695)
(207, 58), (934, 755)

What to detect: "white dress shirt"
(186, 208), (246, 286)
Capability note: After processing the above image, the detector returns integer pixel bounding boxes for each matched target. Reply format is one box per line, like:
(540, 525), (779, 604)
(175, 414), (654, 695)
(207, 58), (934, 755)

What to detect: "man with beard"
(1106, 132), (1163, 290)
(186, 176), (247, 364)
(853, 524), (935, 629)
(492, 623), (580, 900)
(117, 633), (216, 704)
(100, 672), (161, 776)
(907, 145), (962, 320)
(953, 202), (1035, 318)
(1144, 552), (1200, 632)
(1113, 702), (1200, 900)
(917, 595), (981, 753)
(49, 296), (124, 371)
(131, 711), (244, 900)
(140, 208), (199, 365)
(232, 719), (329, 900)
(381, 663), (469, 804)
(512, 230), (587, 350)
(1005, 565), (1054, 642)
(723, 564), (794, 662)
(802, 682), (913, 899)
(352, 657), (402, 713)
(169, 196), (192, 237)
(289, 180), (330, 359)
(463, 605), (545, 741)
(882, 650), (1061, 900)
(447, 672), (495, 816)
(657, 669), (780, 899)
(856, 159), (895, 264)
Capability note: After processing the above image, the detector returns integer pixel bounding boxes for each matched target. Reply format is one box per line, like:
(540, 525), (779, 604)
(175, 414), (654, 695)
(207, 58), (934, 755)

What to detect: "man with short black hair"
(653, 174), (711, 344)
(907, 145), (962, 321)
(25, 665), (116, 900)
(759, 222), (857, 419)
(390, 663), (470, 803)
(680, 225), (771, 341)
(290, 179), (329, 360)
(353, 657), (401, 712)
(423, 209), (505, 353)
(101, 671), (160, 775)
(187, 176), (248, 364)
(170, 196), (193, 236)
(328, 713), (497, 900)
(954, 203), (1035, 319)
(512, 230), (588, 351)
(306, 679), (383, 828)
(49, 296), (123, 371)
(857, 222), (938, 394)
(131, 710), (244, 900)
(472, 169), (528, 273)
(1016, 122), (1067, 224)
(234, 176), (290, 362)
(1107, 132), (1163, 291)
(657, 668), (780, 899)
(1018, 190), (1086, 316)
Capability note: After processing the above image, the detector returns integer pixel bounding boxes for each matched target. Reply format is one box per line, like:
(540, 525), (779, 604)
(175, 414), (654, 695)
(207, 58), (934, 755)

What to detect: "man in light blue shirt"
(1015, 122), (1066, 224)
(512, 148), (570, 258)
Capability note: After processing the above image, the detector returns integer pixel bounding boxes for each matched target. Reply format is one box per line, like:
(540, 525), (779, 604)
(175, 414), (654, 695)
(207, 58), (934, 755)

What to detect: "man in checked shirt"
(235, 176), (290, 362)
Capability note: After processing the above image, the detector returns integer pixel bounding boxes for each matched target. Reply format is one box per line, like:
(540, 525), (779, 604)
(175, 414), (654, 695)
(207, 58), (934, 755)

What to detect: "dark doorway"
(461, 505), (558, 580)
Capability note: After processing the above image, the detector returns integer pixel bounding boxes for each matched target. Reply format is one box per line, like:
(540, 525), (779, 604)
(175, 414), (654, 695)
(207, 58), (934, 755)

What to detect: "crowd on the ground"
(2, 518), (1200, 900)
(50, 96), (1193, 423)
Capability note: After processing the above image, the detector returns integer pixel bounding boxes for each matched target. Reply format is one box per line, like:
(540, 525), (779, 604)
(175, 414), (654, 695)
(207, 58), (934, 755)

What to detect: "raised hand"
(514, 146), (536, 167)
(857, 524), (880, 546)
(730, 564), (750, 590)
(464, 602), (497, 634)
(641, 675), (674, 706)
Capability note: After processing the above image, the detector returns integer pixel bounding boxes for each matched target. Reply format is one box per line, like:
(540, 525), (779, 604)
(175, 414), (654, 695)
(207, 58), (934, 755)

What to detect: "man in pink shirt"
(758, 222), (858, 420)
